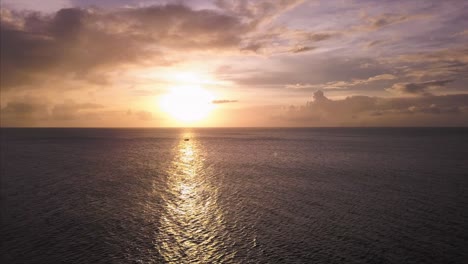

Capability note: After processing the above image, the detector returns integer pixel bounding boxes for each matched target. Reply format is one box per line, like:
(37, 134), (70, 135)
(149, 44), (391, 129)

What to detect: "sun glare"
(160, 85), (215, 123)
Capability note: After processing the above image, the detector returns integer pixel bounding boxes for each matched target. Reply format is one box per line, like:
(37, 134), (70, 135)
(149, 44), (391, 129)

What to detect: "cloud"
(221, 56), (391, 88)
(215, 0), (304, 26)
(0, 4), (250, 90)
(212, 99), (238, 104)
(2, 0), (71, 13)
(405, 104), (461, 115)
(363, 13), (427, 30)
(238, 27), (334, 55)
(0, 99), (49, 126)
(367, 74), (396, 82)
(370, 14), (410, 28)
(304, 32), (335, 42)
(51, 101), (104, 120)
(286, 74), (396, 90)
(387, 47), (468, 81)
(240, 42), (263, 52)
(239, 27), (339, 55)
(386, 79), (454, 95)
(277, 90), (468, 126)
(454, 29), (468, 37)
(395, 47), (468, 64)
(0, 97), (105, 125)
(366, 40), (384, 48)
(290, 46), (315, 54)
(213, 1), (340, 55)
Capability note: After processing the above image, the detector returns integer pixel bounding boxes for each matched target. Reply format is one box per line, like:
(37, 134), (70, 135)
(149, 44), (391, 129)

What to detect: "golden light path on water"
(155, 134), (235, 263)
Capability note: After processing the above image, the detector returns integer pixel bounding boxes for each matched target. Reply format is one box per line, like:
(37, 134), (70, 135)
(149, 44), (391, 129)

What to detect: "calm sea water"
(1, 128), (468, 263)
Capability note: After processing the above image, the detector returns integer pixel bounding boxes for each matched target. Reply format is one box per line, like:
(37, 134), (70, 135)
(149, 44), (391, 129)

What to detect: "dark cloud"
(364, 13), (422, 30)
(1, 8), (141, 89)
(366, 40), (384, 48)
(240, 42), (263, 52)
(212, 99), (238, 104)
(386, 79), (454, 95)
(0, 4), (249, 90)
(313, 90), (327, 101)
(305, 33), (335, 42)
(290, 46), (315, 54)
(215, 0), (304, 26)
(51, 101), (104, 120)
(239, 27), (338, 55)
(279, 90), (468, 126)
(0, 98), (105, 125)
(389, 47), (468, 82)
(213, 1), (326, 55)
(372, 14), (410, 28)
(1, 97), (49, 126)
(117, 4), (247, 48)
(223, 56), (391, 88)
(1, 100), (49, 126)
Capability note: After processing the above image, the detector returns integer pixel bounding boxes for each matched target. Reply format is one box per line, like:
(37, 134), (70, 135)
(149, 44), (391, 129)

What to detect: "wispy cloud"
(386, 79), (455, 96)
(286, 74), (397, 90)
(212, 99), (238, 104)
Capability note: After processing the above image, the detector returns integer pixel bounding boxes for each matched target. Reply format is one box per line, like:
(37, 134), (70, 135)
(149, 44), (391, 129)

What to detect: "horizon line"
(1, 126), (468, 129)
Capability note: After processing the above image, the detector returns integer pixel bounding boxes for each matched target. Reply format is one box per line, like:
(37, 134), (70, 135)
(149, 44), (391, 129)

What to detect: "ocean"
(1, 128), (468, 263)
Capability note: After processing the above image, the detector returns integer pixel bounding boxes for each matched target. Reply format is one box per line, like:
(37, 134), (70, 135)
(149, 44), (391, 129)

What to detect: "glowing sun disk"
(160, 85), (215, 122)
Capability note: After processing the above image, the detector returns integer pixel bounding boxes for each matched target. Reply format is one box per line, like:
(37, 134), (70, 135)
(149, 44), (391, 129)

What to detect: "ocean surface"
(1, 128), (468, 263)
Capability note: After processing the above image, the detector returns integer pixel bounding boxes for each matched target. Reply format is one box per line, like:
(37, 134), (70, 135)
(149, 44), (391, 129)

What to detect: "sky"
(1, 0), (467, 127)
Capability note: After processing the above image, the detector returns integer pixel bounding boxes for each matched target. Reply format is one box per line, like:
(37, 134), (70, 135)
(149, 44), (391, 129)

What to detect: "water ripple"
(155, 136), (236, 263)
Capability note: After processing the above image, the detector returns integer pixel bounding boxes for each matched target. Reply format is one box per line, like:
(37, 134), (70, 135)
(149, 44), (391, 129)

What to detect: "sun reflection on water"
(155, 134), (235, 263)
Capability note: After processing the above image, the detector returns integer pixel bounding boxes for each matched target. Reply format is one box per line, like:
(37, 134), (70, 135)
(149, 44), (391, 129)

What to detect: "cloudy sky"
(1, 0), (467, 127)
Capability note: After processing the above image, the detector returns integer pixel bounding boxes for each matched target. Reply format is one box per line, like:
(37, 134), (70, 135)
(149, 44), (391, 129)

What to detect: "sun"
(160, 85), (215, 122)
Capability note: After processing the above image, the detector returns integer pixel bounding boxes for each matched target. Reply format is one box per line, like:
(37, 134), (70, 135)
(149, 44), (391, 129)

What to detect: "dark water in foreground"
(1, 128), (468, 263)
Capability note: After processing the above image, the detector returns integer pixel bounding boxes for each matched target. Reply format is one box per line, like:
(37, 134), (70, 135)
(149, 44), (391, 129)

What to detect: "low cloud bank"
(278, 91), (468, 126)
